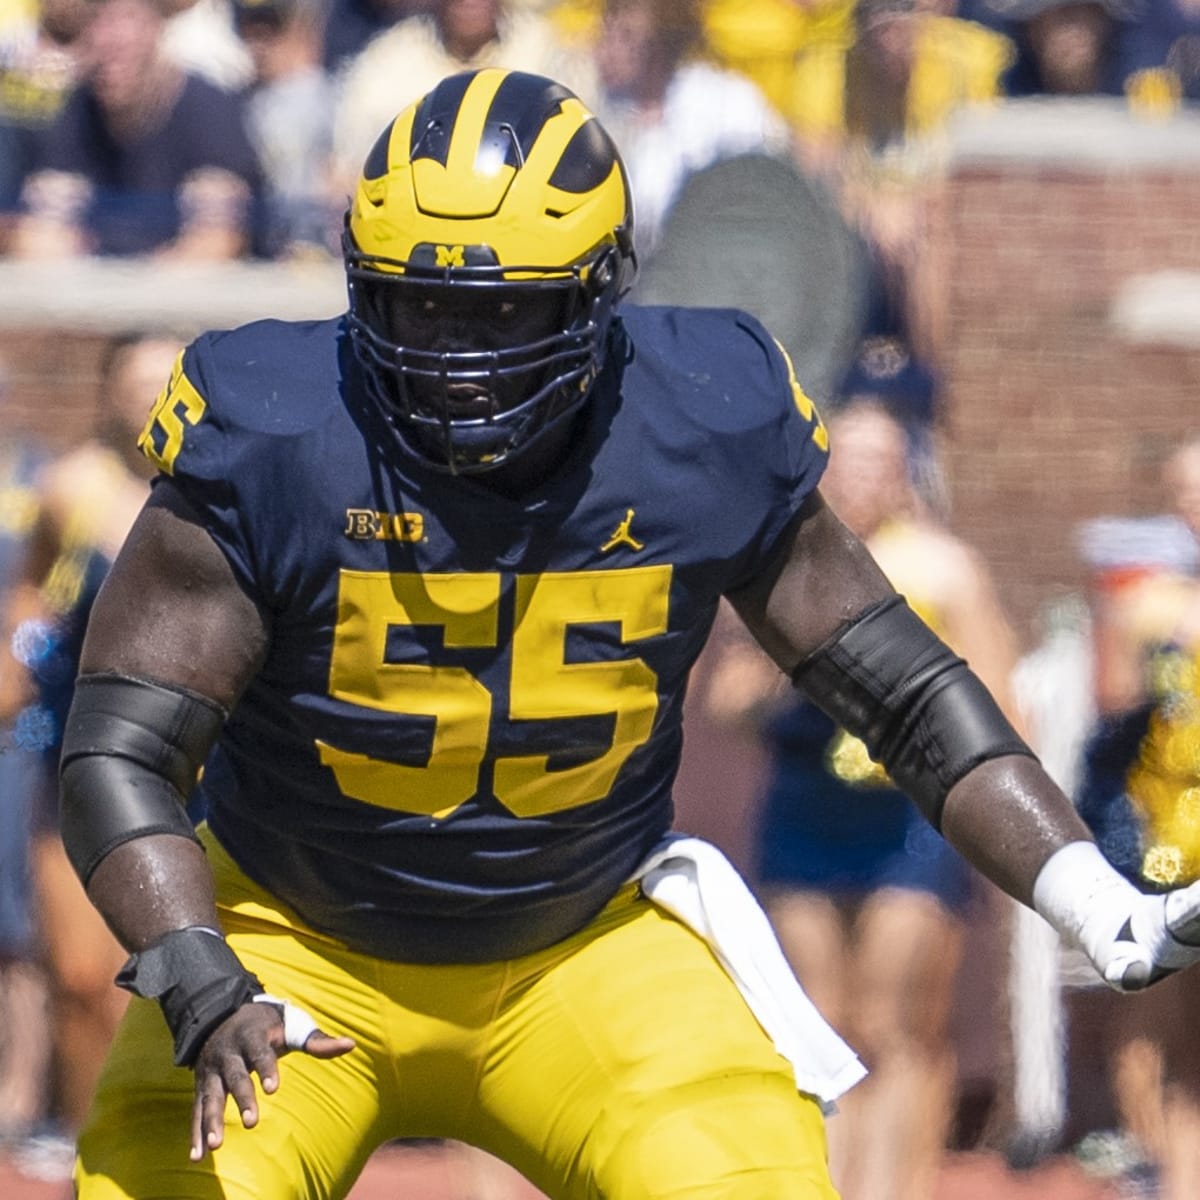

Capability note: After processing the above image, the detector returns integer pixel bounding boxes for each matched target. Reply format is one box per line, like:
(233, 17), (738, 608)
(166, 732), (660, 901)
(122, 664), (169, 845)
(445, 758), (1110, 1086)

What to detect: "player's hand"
(1078, 877), (1200, 993)
(189, 996), (355, 1161)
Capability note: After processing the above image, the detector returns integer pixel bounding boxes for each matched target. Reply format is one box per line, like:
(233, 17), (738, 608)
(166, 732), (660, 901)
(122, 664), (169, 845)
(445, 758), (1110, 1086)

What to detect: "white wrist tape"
(1031, 841), (1138, 962)
(252, 993), (320, 1051)
(1034, 840), (1200, 991)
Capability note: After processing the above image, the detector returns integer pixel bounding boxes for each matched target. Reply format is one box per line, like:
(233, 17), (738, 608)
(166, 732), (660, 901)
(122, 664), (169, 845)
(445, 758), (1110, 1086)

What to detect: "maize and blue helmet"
(343, 68), (637, 475)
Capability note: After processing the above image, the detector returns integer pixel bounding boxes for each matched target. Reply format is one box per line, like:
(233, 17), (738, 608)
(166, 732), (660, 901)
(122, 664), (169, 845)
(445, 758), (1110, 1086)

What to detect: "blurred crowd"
(0, 0), (1198, 1197)
(0, 0), (1197, 269)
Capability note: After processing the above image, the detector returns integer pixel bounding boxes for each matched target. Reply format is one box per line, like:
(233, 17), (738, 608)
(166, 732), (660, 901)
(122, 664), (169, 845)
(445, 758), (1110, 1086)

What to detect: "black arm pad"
(792, 595), (1035, 828)
(60, 756), (202, 885)
(59, 672), (227, 885)
(115, 927), (264, 1067)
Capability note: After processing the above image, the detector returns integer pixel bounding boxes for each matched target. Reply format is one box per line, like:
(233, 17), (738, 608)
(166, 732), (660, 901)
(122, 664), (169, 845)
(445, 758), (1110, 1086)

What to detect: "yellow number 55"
(316, 566), (672, 819)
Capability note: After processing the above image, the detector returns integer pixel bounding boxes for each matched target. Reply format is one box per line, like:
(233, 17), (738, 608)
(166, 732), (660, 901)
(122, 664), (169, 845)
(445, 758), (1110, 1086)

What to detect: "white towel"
(634, 834), (868, 1111)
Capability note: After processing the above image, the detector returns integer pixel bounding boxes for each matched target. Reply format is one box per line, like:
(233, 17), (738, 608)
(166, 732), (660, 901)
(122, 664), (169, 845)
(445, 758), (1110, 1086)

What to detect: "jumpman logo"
(600, 508), (644, 552)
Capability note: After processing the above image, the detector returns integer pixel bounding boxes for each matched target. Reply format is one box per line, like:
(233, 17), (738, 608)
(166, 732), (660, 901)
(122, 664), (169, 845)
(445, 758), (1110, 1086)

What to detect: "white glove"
(1032, 841), (1200, 992)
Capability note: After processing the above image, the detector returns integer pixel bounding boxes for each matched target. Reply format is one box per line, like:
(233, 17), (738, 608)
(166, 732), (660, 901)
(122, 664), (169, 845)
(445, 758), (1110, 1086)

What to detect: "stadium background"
(1, 96), (1198, 1198)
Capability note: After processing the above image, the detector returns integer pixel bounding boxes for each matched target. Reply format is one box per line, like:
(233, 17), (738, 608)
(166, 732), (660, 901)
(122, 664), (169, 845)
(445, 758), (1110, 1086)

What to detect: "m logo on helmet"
(435, 245), (466, 268)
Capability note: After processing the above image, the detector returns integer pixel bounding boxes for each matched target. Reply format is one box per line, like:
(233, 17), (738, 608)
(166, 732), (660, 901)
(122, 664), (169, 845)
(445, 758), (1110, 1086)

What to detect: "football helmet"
(344, 68), (637, 474)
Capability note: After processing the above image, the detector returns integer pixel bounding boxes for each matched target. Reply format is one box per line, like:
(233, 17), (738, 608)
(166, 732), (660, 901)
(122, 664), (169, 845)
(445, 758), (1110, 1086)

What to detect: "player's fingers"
(189, 1090), (204, 1162)
(252, 994), (328, 1052)
(249, 995), (356, 1058)
(1113, 957), (1152, 992)
(223, 1052), (262, 1129)
(246, 1040), (282, 1096)
(303, 1032), (357, 1059)
(190, 1071), (229, 1161)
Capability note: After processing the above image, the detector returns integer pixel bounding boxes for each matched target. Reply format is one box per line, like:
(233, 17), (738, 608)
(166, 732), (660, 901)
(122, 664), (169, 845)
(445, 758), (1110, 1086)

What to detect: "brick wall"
(931, 98), (1200, 643)
(1, 329), (112, 445)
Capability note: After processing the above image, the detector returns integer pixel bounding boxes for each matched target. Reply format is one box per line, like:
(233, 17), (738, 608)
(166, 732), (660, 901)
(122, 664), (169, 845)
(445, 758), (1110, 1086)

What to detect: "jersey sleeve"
(720, 312), (829, 592)
(136, 336), (263, 600)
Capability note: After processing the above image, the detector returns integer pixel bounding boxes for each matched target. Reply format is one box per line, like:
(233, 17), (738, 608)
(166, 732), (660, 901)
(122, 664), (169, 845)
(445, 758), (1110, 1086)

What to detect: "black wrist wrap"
(60, 673), (226, 884)
(116, 928), (264, 1067)
(791, 595), (1035, 828)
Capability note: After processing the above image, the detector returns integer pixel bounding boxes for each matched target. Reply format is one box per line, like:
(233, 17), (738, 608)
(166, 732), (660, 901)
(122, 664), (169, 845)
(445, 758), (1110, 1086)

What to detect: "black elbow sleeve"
(791, 595), (1035, 828)
(59, 673), (227, 885)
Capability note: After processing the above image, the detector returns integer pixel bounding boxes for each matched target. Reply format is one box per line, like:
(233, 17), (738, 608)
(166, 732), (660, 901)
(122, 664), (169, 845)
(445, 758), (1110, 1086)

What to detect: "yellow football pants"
(76, 830), (839, 1199)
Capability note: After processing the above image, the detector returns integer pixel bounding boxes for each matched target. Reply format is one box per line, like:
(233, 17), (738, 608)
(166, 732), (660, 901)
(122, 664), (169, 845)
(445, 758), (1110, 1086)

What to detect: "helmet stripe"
(444, 69), (509, 178)
(547, 119), (619, 195)
(512, 96), (597, 202)
(361, 125), (394, 182)
(409, 70), (476, 167)
(485, 71), (573, 167)
(411, 69), (579, 180)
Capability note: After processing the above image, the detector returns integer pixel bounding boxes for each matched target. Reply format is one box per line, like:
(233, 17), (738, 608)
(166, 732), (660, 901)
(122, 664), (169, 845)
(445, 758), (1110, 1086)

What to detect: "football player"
(62, 68), (1200, 1199)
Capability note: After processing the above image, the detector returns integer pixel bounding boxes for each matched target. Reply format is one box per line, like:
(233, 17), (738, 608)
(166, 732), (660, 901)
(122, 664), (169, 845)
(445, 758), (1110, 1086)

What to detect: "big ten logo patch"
(344, 509), (425, 542)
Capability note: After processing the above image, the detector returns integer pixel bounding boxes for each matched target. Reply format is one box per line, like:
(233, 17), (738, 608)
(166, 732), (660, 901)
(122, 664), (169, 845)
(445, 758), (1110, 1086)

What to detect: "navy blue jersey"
(140, 305), (828, 962)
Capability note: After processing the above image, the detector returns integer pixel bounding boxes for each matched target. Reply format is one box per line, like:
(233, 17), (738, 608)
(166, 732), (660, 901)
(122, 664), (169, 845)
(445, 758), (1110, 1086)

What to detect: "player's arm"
(729, 491), (1200, 991)
(62, 479), (353, 1160)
